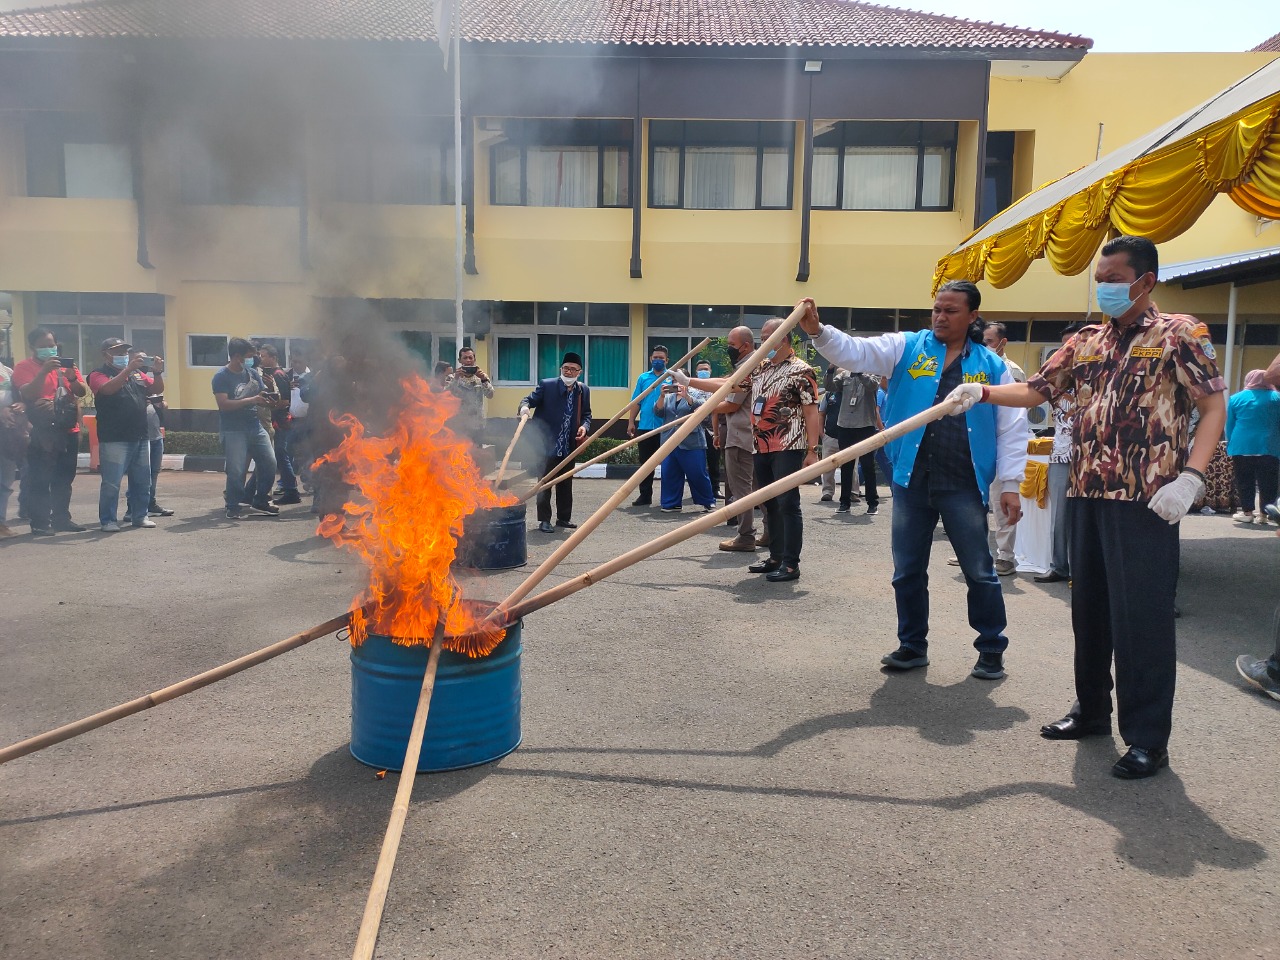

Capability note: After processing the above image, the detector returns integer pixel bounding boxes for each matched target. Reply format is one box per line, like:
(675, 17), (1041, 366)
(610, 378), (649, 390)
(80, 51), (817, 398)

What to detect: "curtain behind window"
(493, 145), (522, 204)
(811, 148), (839, 207)
(497, 337), (531, 382)
(843, 147), (916, 210)
(64, 143), (133, 199)
(587, 336), (629, 388)
(651, 147), (681, 206)
(601, 147), (629, 206)
(527, 146), (598, 207)
(759, 147), (790, 207)
(685, 147), (756, 209)
(921, 146), (952, 208)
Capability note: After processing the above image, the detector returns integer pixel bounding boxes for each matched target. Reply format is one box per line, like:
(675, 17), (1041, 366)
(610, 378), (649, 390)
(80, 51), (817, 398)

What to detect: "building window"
(250, 335), (320, 365)
(649, 121), (794, 210)
(330, 117), (455, 205)
(189, 335), (230, 368)
(33, 290), (165, 369)
(491, 303), (630, 386)
(980, 131), (1016, 224)
(25, 114), (133, 199)
(180, 133), (302, 206)
(812, 121), (956, 211)
(489, 119), (631, 208)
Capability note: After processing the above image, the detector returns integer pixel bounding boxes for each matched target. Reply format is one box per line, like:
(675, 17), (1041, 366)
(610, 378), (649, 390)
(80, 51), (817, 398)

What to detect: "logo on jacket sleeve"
(907, 353), (939, 380)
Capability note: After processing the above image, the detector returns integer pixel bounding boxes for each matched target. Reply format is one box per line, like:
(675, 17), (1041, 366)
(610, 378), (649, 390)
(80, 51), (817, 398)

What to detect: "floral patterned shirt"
(1027, 306), (1225, 500)
(748, 357), (819, 454)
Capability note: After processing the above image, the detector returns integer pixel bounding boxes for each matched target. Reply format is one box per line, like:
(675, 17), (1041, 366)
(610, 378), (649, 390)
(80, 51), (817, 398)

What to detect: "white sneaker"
(133, 518), (157, 528)
(1233, 511), (1252, 521)
(101, 521), (121, 533)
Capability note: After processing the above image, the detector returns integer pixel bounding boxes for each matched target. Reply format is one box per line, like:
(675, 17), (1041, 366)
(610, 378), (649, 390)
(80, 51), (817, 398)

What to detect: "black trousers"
(703, 430), (720, 494)
(837, 425), (879, 507)
(635, 434), (662, 502)
(25, 430), (79, 531)
(1232, 455), (1279, 513)
(754, 449), (805, 567)
(536, 455), (573, 523)
(1070, 498), (1178, 750)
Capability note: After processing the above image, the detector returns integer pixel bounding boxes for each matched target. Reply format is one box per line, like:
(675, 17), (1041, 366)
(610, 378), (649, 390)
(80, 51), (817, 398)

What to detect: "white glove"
(518, 403), (530, 418)
(944, 383), (985, 414)
(1148, 470), (1204, 524)
(669, 368), (690, 387)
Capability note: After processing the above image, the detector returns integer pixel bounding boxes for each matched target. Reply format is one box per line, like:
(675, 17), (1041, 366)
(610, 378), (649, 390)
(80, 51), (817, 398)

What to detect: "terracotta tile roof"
(0, 0), (1092, 50)
(1252, 30), (1280, 53)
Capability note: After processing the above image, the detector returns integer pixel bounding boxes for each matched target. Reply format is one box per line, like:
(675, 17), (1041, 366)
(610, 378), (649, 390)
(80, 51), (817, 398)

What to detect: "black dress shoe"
(537, 521), (554, 533)
(555, 519), (578, 529)
(1040, 713), (1111, 740)
(631, 498), (652, 507)
(748, 559), (782, 574)
(1034, 571), (1069, 583)
(1112, 746), (1169, 780)
(765, 565), (800, 583)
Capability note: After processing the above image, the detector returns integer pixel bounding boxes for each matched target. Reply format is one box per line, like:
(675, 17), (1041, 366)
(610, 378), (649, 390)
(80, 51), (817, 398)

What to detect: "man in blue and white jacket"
(799, 283), (1028, 680)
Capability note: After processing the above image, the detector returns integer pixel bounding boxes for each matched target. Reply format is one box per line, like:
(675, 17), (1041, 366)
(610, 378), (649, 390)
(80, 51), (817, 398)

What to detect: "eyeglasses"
(560, 366), (581, 375)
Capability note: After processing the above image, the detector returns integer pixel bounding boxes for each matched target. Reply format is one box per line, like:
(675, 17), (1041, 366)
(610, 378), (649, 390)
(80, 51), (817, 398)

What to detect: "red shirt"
(12, 359), (86, 433)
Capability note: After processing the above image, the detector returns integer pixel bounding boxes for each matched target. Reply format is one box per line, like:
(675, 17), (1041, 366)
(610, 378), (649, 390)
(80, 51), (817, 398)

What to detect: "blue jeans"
(99, 439), (151, 526)
(274, 426), (298, 491)
(221, 425), (277, 509)
(890, 481), (1008, 654)
(660, 447), (715, 510)
(149, 437), (163, 504)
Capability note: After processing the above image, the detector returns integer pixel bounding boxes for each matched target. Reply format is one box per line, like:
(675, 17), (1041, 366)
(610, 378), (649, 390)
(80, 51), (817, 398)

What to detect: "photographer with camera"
(88, 338), (164, 533)
(11, 327), (87, 536)
(446, 346), (494, 446)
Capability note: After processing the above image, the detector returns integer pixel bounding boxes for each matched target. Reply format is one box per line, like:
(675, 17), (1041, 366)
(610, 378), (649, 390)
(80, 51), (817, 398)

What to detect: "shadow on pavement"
(4, 746), (496, 959)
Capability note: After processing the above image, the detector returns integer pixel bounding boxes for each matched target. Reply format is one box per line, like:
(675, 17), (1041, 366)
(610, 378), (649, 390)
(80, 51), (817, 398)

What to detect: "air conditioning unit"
(1027, 401), (1053, 435)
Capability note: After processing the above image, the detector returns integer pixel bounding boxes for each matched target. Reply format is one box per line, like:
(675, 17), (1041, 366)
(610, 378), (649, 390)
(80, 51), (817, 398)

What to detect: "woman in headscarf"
(1226, 368), (1280, 523)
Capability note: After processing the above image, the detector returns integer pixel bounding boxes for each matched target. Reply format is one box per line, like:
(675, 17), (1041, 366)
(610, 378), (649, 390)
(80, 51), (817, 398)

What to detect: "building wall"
(0, 48), (1277, 423)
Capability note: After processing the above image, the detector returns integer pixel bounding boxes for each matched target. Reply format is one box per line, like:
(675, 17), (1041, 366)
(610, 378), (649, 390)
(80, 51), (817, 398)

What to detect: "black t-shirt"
(93, 364), (152, 442)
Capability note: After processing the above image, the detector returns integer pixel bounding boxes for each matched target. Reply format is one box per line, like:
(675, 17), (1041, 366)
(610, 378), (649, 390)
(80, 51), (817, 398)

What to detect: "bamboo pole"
(351, 609), (450, 960)
(492, 307), (804, 619)
(495, 411), (529, 487)
(0, 608), (363, 766)
(504, 398), (963, 622)
(528, 411), (697, 495)
(532, 336), (712, 491)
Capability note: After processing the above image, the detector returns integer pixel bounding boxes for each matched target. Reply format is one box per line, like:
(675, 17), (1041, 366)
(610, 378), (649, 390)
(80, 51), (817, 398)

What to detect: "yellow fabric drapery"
(1019, 459), (1050, 509)
(934, 90), (1280, 292)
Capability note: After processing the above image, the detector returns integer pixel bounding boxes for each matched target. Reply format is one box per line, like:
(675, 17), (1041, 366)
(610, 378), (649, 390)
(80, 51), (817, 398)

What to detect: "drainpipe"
(796, 75), (814, 283)
(1224, 282), (1238, 394)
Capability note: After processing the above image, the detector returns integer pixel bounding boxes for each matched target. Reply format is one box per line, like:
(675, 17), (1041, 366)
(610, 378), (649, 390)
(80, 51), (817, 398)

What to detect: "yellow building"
(0, 0), (1276, 428)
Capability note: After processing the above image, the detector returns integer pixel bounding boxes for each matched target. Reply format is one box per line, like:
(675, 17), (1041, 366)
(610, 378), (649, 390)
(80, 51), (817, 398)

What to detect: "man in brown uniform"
(947, 236), (1226, 779)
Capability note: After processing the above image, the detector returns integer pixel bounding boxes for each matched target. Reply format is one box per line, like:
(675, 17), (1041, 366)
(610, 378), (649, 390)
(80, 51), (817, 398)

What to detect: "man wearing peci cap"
(87, 337), (165, 533)
(521, 352), (592, 534)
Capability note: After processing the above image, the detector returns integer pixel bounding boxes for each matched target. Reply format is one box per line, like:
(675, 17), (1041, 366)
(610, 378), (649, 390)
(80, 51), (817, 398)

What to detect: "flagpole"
(452, 15), (465, 366)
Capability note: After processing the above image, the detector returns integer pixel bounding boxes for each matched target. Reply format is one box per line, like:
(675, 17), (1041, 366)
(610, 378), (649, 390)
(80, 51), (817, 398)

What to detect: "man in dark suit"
(521, 352), (592, 533)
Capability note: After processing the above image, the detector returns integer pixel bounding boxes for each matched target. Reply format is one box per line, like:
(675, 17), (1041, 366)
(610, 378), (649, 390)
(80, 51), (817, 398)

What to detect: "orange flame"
(317, 374), (514, 657)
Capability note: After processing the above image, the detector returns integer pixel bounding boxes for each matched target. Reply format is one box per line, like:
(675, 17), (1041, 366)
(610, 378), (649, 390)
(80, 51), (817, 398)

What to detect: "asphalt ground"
(1, 470), (1278, 960)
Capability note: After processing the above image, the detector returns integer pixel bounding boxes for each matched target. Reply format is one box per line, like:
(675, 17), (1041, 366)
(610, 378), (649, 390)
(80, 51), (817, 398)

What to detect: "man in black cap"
(520, 352), (592, 533)
(87, 337), (164, 532)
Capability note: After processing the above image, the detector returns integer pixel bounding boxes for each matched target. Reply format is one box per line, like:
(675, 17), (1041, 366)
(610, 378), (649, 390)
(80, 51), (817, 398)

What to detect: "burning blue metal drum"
(349, 605), (522, 772)
(457, 502), (528, 570)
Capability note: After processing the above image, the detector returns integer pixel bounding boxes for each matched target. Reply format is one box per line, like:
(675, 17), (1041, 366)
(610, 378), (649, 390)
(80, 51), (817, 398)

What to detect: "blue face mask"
(1096, 280), (1138, 318)
(766, 349), (778, 361)
(243, 357), (256, 368)
(696, 370), (710, 379)
(112, 355), (129, 369)
(651, 358), (666, 371)
(35, 346), (58, 361)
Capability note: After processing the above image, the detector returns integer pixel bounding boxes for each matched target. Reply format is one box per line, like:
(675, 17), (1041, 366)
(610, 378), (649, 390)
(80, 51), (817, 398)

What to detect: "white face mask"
(560, 374), (578, 387)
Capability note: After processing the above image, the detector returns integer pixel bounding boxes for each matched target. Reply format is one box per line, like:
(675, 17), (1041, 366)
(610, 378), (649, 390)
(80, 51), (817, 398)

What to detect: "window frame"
(494, 333), (537, 386)
(188, 334), (231, 369)
(648, 120), (796, 211)
(330, 117), (457, 206)
(488, 118), (633, 209)
(811, 121), (958, 213)
(24, 113), (134, 200)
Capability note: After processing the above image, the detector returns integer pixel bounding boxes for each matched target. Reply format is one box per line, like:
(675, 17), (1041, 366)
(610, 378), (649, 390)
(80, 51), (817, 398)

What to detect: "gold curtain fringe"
(933, 89), (1280, 294)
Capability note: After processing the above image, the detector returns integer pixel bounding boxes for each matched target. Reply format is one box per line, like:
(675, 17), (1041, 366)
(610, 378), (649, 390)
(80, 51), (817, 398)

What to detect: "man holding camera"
(88, 337), (164, 533)
(447, 346), (494, 446)
(11, 326), (88, 536)
(213, 337), (277, 519)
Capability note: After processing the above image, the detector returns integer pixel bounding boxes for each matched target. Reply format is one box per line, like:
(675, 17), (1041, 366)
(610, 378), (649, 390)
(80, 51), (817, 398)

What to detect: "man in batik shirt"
(685, 317), (820, 582)
(950, 236), (1226, 780)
